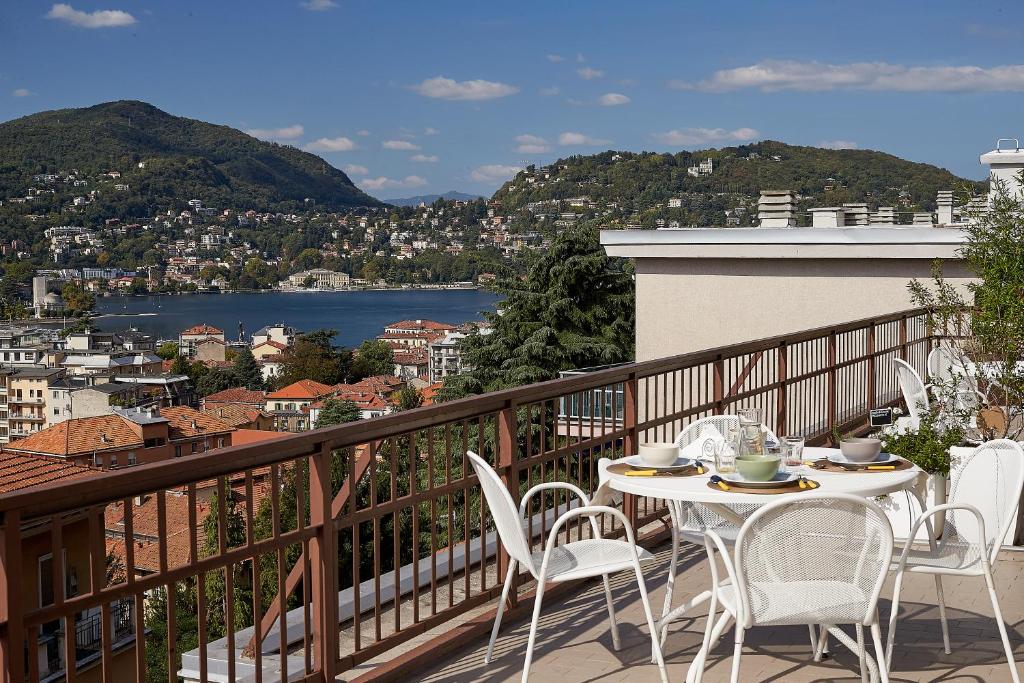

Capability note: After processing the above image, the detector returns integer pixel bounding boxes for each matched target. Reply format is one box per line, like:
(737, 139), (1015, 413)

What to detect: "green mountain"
(494, 141), (985, 227)
(0, 100), (381, 212)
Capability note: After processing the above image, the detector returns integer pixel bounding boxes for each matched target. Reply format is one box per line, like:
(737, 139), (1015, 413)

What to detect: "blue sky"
(2, 1), (1023, 198)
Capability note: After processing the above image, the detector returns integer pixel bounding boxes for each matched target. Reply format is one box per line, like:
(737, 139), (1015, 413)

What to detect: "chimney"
(936, 190), (954, 225)
(841, 203), (869, 226)
(757, 190), (796, 227)
(809, 207), (845, 228)
(980, 138), (1024, 203)
(870, 207), (896, 225)
(913, 212), (934, 225)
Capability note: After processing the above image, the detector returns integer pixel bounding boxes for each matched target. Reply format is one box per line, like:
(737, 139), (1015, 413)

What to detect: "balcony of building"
(0, 309), (1021, 683)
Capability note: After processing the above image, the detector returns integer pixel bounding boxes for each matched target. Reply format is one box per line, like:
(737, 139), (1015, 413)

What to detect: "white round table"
(604, 447), (925, 683)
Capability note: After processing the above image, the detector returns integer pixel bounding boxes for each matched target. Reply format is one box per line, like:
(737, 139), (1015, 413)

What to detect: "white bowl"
(638, 442), (680, 467)
(839, 437), (882, 463)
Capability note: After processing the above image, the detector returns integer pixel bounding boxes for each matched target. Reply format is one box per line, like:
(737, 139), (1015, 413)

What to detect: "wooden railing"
(0, 309), (932, 682)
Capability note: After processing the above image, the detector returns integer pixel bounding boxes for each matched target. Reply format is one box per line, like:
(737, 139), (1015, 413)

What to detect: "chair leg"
(933, 574), (951, 655)
(633, 561), (669, 683)
(856, 624), (867, 683)
(729, 626), (745, 683)
(659, 520), (681, 648)
(983, 566), (1022, 683)
(486, 561), (517, 664)
(600, 574), (621, 651)
(808, 624), (817, 656)
(691, 611), (731, 683)
(885, 570), (905, 670)
(870, 622), (890, 683)
(815, 623), (829, 661)
(521, 578), (546, 683)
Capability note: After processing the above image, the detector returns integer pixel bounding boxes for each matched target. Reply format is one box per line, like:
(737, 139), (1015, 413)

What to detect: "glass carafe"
(736, 407), (766, 456)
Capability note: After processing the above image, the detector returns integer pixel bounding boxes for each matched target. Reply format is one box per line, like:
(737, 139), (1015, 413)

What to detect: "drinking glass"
(736, 407), (765, 456)
(781, 435), (805, 468)
(712, 423), (739, 474)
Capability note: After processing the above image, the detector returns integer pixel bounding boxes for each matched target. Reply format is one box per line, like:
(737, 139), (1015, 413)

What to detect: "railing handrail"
(0, 307), (927, 520)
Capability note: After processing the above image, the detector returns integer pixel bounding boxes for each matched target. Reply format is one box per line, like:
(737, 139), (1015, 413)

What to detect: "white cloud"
(356, 129), (370, 136)
(546, 54), (564, 63)
(470, 164), (523, 183)
(301, 0), (337, 10)
(819, 140), (858, 150)
(578, 67), (604, 80)
(672, 59), (1024, 92)
(539, 86), (560, 96)
(412, 76), (519, 101)
(410, 154), (439, 162)
(12, 88), (32, 98)
(424, 127), (439, 136)
(515, 134), (551, 154)
(245, 124), (304, 141)
(359, 175), (428, 191)
(342, 164), (369, 176)
(382, 139), (420, 150)
(46, 3), (135, 28)
(598, 92), (630, 106)
(559, 131), (611, 146)
(653, 127), (759, 146)
(303, 136), (356, 152)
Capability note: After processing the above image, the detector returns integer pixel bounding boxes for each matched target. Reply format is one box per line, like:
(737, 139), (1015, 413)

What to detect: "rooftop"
(0, 452), (98, 493)
(266, 378), (337, 400)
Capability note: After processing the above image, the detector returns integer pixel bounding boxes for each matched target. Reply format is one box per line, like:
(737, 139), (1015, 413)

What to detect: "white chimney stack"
(841, 203), (869, 226)
(757, 190), (796, 227)
(809, 207), (845, 228)
(936, 190), (954, 225)
(980, 138), (1024, 202)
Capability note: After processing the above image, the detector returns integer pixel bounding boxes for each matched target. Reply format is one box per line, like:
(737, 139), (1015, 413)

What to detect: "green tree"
(196, 368), (235, 396)
(394, 385), (422, 412)
(314, 398), (362, 428)
(232, 346), (264, 390)
(277, 329), (345, 386)
(61, 282), (95, 315)
(350, 339), (394, 380)
(156, 341), (179, 360)
(442, 225), (634, 398)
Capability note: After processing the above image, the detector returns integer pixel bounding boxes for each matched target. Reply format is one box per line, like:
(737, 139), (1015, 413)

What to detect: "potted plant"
(875, 402), (966, 541)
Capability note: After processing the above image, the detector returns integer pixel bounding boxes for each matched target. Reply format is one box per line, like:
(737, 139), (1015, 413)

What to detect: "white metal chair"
(894, 358), (930, 423)
(926, 345), (987, 419)
(885, 439), (1024, 682)
(690, 493), (895, 683)
(467, 451), (668, 683)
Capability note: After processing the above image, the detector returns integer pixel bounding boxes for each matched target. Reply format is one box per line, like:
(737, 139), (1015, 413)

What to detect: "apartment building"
(265, 379), (336, 431)
(7, 368), (64, 440)
(286, 268), (351, 289)
(178, 324), (225, 358)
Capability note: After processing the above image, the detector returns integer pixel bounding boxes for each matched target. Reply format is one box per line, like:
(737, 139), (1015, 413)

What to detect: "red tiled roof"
(421, 382), (443, 406)
(180, 324), (224, 336)
(384, 320), (455, 331)
(161, 406), (235, 439)
(393, 347), (428, 364)
(203, 388), (267, 405)
(200, 403), (270, 428)
(353, 375), (405, 394)
(3, 415), (142, 456)
(252, 340), (287, 350)
(231, 429), (292, 446)
(0, 453), (99, 493)
(266, 379), (336, 400)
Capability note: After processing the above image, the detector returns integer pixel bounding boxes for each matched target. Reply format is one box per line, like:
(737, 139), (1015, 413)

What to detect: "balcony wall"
(0, 309), (933, 682)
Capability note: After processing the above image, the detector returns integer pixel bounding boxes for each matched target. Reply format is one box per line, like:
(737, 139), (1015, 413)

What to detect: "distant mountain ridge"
(384, 191), (482, 207)
(0, 100), (381, 211)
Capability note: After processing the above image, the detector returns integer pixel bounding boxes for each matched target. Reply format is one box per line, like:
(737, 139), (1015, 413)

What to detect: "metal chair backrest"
(894, 358), (929, 421)
(675, 415), (779, 452)
(947, 439), (1024, 563)
(467, 451), (535, 571)
(733, 493), (893, 628)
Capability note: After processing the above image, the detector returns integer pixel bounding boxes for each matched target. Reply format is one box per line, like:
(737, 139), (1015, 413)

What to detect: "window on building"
(218, 438), (226, 448)
(52, 407), (59, 416)
(128, 452), (136, 465)
(110, 455), (118, 467)
(174, 445), (182, 458)
(191, 442), (198, 454)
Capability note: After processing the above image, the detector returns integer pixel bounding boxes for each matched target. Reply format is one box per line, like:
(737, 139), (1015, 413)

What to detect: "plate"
(623, 455), (693, 471)
(826, 452), (898, 466)
(721, 472), (799, 488)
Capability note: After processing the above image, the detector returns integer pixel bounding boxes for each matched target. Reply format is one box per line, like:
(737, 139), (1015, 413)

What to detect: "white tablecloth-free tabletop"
(604, 446), (924, 506)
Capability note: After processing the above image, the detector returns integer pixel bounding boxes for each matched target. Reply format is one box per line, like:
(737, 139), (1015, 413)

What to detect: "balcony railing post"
(622, 374), (638, 528)
(713, 355), (725, 415)
(899, 315), (908, 361)
(496, 404), (518, 607)
(827, 331), (837, 437)
(775, 343), (787, 437)
(867, 322), (877, 410)
(0, 510), (25, 683)
(309, 442), (339, 678)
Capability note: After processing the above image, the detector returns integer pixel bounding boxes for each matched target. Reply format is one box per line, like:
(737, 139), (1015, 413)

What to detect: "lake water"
(94, 289), (500, 346)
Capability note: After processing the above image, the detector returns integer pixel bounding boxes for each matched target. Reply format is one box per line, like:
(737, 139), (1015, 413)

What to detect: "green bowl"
(735, 455), (782, 482)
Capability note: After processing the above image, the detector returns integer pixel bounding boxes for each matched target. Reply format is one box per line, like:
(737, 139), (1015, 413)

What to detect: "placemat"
(809, 458), (912, 473)
(705, 478), (818, 495)
(607, 462), (704, 478)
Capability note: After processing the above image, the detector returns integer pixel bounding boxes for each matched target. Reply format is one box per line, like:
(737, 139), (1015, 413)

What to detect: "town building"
(265, 379), (336, 432)
(252, 323), (299, 348)
(178, 324), (225, 358)
(286, 269), (351, 289)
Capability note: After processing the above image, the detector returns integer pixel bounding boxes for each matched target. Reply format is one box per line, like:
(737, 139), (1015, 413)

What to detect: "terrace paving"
(413, 541), (1024, 682)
